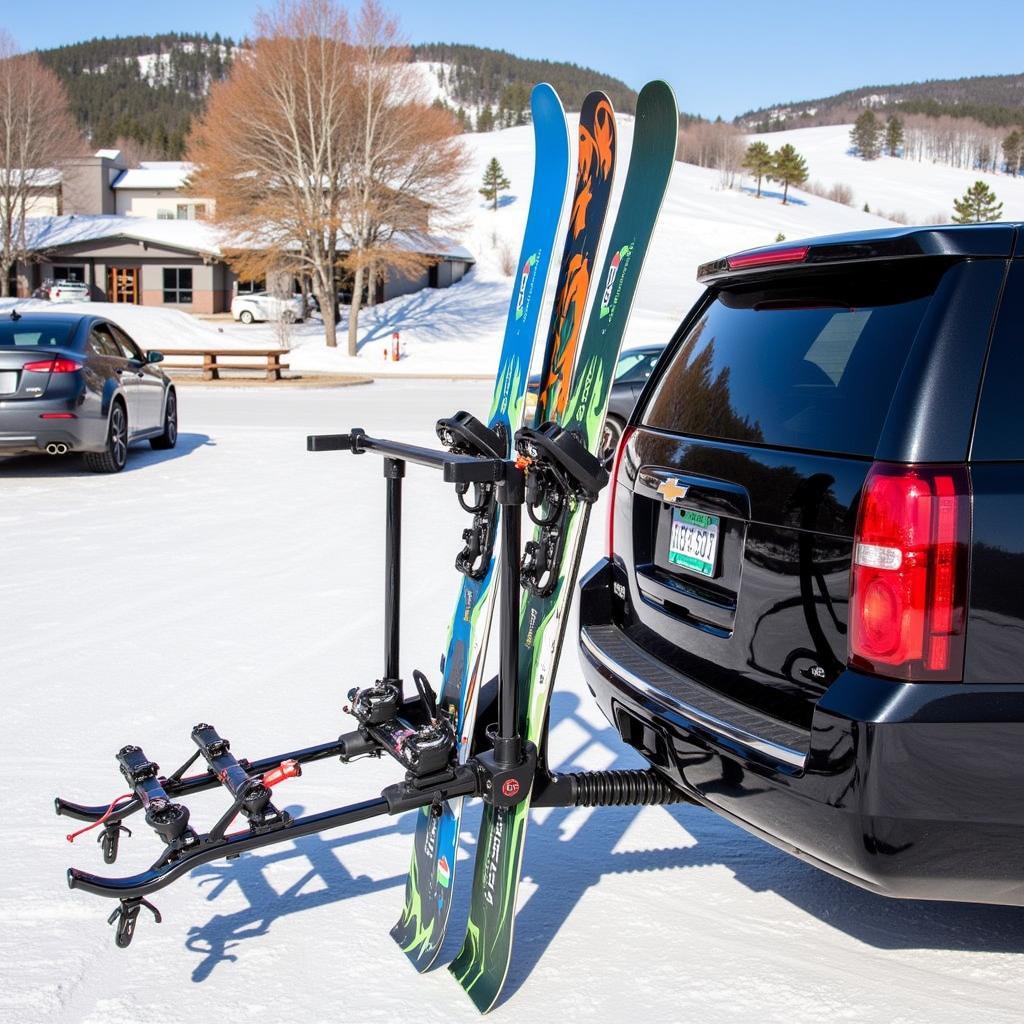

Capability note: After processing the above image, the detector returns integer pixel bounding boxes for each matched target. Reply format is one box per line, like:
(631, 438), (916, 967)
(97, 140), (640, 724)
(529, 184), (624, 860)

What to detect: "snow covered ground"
(748, 123), (1024, 224)
(4, 383), (1024, 1024)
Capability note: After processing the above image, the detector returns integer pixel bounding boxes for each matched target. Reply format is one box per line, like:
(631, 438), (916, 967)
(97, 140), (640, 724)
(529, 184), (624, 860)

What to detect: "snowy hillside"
(749, 123), (1024, 224)
(461, 116), (892, 364)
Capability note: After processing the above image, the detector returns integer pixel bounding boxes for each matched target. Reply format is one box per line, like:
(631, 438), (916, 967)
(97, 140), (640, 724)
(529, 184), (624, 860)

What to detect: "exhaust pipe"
(45, 443), (69, 456)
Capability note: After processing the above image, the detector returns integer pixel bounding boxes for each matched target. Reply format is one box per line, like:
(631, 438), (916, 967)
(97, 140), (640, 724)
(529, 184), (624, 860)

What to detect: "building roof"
(21, 214), (475, 264)
(0, 168), (61, 188)
(24, 215), (221, 256)
(112, 162), (194, 191)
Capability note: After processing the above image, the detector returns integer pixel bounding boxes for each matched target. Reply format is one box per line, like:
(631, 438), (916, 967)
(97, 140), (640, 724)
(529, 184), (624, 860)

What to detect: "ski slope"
(748, 123), (1024, 224)
(4, 384), (1024, 1024)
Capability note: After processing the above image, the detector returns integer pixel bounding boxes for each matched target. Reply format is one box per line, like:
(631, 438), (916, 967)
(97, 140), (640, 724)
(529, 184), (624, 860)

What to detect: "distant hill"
(410, 43), (637, 118)
(739, 72), (1024, 132)
(33, 34), (639, 159)
(37, 34), (236, 159)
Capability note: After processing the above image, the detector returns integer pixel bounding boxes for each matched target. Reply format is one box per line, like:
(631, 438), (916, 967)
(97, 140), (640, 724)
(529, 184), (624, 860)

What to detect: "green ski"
(449, 80), (678, 1014)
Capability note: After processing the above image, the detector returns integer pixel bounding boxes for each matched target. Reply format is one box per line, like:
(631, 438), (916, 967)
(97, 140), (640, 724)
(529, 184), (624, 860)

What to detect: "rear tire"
(84, 401), (128, 474)
(239, 309), (255, 325)
(150, 389), (177, 450)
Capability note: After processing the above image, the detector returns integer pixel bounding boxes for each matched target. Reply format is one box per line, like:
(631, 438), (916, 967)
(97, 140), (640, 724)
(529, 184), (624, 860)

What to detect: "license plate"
(668, 508), (720, 577)
(0, 371), (17, 395)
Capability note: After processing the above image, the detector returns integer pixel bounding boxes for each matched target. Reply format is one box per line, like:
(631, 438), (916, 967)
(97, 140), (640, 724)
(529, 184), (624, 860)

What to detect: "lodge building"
(10, 150), (474, 313)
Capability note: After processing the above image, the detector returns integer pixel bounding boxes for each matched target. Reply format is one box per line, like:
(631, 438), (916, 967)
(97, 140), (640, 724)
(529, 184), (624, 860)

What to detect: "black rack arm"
(307, 429), (506, 484)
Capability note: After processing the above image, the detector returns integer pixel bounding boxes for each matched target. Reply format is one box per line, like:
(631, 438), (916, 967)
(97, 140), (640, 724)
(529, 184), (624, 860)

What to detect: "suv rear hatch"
(610, 233), (1010, 739)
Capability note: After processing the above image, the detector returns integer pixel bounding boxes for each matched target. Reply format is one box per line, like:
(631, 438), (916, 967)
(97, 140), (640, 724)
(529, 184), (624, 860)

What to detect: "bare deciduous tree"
(188, 0), (354, 347)
(0, 32), (82, 297)
(340, 0), (466, 355)
(188, 0), (465, 354)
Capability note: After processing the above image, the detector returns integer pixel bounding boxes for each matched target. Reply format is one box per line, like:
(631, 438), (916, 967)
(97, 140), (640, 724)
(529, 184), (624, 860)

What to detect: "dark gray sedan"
(0, 311), (176, 472)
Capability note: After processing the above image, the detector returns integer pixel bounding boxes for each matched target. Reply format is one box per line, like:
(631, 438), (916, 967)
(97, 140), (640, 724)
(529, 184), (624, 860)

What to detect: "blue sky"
(6, 0), (1023, 119)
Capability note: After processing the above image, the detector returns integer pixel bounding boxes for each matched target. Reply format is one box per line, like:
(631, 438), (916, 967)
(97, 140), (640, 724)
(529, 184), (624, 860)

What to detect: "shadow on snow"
(181, 688), (1024, 999)
(737, 185), (808, 206)
(0, 432), (214, 478)
(351, 272), (510, 353)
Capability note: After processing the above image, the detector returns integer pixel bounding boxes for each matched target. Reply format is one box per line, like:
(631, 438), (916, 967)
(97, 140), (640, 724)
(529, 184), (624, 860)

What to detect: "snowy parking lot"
(4, 381), (1024, 1024)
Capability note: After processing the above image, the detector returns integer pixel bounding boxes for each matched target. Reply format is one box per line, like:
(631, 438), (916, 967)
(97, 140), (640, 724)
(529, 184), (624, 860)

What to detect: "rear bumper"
(0, 401), (106, 454)
(579, 557), (1024, 907)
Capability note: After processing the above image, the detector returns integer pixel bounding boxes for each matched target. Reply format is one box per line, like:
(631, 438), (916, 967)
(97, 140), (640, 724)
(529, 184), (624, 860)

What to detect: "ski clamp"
(437, 411), (507, 580)
(515, 421), (609, 597)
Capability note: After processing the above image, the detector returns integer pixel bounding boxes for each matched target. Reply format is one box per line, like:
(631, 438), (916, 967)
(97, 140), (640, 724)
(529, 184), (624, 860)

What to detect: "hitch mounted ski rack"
(55, 415), (690, 949)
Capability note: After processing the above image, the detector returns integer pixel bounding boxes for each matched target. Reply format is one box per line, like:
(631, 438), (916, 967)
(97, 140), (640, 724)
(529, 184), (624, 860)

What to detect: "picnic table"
(160, 348), (291, 381)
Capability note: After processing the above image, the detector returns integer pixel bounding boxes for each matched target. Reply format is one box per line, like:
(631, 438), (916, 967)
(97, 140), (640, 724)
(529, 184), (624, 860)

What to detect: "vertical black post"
(383, 458), (405, 687)
(493, 465), (525, 768)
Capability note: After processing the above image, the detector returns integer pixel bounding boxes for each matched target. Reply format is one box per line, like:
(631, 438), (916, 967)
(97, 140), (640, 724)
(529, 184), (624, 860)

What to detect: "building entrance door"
(107, 267), (140, 303)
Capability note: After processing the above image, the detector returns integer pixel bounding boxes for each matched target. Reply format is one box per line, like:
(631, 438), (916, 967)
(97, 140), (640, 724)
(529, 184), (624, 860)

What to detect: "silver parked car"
(0, 311), (176, 472)
(230, 291), (305, 324)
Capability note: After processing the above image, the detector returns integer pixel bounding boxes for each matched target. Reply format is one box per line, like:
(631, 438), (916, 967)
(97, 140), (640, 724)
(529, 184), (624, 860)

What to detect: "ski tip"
(636, 79), (679, 121)
(580, 88), (614, 116)
(530, 82), (564, 120)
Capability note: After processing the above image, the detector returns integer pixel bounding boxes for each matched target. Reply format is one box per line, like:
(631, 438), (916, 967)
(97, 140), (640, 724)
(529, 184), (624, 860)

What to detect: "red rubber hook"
(261, 759), (302, 788)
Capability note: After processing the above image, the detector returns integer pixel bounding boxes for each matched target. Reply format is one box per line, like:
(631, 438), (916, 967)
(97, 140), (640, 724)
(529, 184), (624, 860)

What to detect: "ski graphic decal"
(450, 80), (678, 1015)
(535, 93), (616, 425)
(389, 83), (570, 971)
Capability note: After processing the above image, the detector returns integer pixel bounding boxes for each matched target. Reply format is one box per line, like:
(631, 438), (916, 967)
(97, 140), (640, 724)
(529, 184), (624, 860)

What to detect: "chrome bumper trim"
(580, 626), (807, 769)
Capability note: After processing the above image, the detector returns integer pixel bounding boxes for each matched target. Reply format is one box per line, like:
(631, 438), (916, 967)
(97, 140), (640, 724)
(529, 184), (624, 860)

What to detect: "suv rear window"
(643, 264), (946, 456)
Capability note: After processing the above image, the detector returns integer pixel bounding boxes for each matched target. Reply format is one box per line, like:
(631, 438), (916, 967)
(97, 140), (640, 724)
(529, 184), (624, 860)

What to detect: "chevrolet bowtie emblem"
(656, 478), (689, 503)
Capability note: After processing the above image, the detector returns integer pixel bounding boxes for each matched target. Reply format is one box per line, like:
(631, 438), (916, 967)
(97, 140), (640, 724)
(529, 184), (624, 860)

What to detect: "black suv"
(579, 223), (1024, 907)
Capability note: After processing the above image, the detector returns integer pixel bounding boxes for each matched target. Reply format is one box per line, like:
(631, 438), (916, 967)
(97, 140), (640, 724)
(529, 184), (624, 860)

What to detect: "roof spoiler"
(696, 224), (1017, 285)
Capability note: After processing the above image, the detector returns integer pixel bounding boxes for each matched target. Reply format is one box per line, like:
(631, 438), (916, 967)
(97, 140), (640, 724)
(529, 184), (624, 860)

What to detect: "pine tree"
(884, 115), (904, 157)
(1003, 130), (1021, 176)
(951, 180), (1004, 223)
(742, 140), (773, 198)
(479, 157), (511, 210)
(770, 144), (809, 204)
(850, 110), (881, 160)
(476, 106), (494, 133)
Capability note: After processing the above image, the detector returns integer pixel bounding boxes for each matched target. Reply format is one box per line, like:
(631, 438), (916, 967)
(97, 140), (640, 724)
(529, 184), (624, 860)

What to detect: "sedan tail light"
(23, 357), (82, 373)
(849, 463), (971, 682)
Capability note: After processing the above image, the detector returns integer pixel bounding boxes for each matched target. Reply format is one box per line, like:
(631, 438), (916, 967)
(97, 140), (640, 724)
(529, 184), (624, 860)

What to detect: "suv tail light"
(23, 358), (81, 373)
(607, 426), (635, 558)
(849, 463), (971, 681)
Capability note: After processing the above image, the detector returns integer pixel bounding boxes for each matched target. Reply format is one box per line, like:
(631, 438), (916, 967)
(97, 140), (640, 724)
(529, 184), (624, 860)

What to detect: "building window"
(163, 267), (193, 304)
(236, 278), (265, 295)
(194, 204), (207, 220)
(157, 209), (175, 220)
(53, 265), (85, 283)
